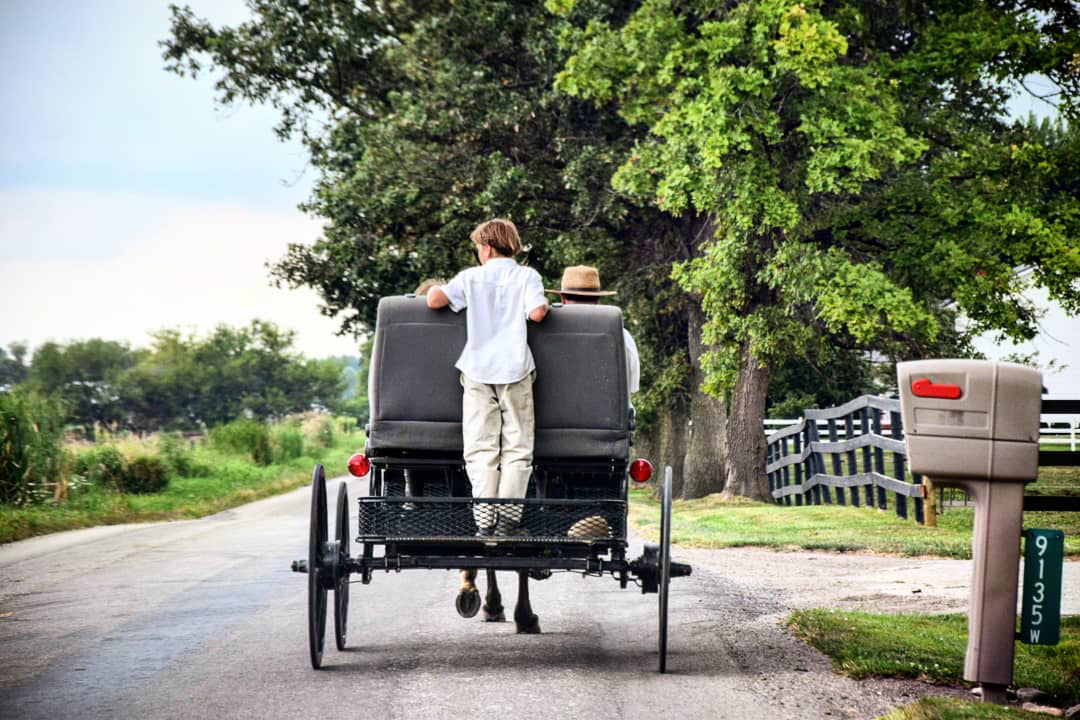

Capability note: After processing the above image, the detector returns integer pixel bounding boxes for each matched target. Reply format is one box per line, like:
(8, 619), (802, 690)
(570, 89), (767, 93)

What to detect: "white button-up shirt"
(624, 329), (640, 395)
(443, 258), (547, 384)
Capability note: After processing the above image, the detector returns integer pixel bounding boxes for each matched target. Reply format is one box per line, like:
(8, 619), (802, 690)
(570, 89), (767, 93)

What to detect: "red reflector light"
(629, 458), (653, 483)
(912, 377), (962, 399)
(347, 453), (371, 478)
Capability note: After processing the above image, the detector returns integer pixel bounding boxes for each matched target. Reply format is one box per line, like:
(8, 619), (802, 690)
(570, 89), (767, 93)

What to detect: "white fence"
(765, 413), (1078, 451)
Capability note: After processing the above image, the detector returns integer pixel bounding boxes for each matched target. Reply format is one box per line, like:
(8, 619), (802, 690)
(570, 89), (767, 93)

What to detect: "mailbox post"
(897, 359), (1042, 705)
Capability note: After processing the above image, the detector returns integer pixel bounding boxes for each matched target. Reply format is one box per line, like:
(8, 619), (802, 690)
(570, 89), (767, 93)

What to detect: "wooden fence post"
(923, 476), (938, 528)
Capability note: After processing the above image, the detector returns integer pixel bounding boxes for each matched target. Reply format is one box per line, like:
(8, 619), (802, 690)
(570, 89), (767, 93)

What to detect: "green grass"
(1025, 465), (1080, 497)
(787, 611), (1080, 708)
(0, 435), (364, 544)
(879, 697), (1062, 720)
(629, 488), (1080, 558)
(630, 463), (1080, 558)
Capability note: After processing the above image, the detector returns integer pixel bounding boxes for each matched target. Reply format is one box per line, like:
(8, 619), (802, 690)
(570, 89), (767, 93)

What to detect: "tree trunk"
(680, 304), (728, 499)
(653, 393), (689, 498)
(721, 341), (773, 502)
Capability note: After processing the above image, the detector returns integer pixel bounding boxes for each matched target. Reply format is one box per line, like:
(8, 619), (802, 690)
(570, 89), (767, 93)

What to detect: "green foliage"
(72, 445), (126, 490)
(11, 322), (349, 434)
(0, 390), (67, 506)
(119, 320), (348, 430)
(163, 0), (692, 421)
(314, 417), (334, 448)
(557, 1), (1080, 396)
(156, 433), (210, 478)
(0, 342), (29, 388)
(118, 455), (170, 494)
(210, 419), (272, 466)
(765, 345), (877, 419)
(0, 425), (366, 543)
(271, 424), (304, 462)
(27, 339), (139, 434)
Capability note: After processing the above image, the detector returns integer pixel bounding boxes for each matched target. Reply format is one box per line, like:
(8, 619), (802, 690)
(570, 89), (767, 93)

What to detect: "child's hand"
(427, 286), (450, 309)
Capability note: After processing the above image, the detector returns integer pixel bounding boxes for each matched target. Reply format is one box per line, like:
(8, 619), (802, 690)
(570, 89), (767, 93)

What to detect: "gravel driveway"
(676, 544), (1079, 716)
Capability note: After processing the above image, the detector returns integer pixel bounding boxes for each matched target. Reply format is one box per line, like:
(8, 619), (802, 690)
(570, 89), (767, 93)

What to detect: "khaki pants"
(461, 372), (535, 531)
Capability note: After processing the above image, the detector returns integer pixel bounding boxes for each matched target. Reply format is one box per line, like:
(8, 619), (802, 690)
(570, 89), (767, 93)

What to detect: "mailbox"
(897, 359), (1042, 703)
(899, 359), (1041, 482)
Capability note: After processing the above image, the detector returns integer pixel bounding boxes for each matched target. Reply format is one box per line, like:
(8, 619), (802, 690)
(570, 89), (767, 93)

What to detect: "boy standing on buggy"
(426, 219), (548, 535)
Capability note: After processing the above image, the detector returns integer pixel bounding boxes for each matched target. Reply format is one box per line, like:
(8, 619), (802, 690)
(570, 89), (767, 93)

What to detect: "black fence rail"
(767, 397), (1080, 521)
(766, 396), (924, 522)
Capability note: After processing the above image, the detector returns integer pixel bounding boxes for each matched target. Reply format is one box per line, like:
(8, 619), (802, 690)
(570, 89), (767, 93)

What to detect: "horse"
(453, 514), (608, 633)
(456, 568), (540, 634)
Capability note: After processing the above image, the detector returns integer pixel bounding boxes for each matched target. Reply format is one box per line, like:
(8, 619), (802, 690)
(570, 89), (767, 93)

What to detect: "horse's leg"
(456, 569), (481, 618)
(482, 569), (505, 622)
(514, 570), (541, 634)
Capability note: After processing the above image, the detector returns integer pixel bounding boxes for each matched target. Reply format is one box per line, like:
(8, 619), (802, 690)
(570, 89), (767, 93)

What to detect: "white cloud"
(0, 188), (362, 358)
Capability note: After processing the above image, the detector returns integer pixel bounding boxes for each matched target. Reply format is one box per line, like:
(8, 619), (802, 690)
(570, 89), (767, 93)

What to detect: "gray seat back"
(366, 296), (629, 460)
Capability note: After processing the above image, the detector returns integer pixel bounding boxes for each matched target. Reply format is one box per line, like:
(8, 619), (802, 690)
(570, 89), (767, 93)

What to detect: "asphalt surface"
(0, 476), (1032, 720)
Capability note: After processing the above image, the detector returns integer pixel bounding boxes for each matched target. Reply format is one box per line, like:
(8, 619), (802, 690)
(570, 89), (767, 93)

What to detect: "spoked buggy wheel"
(308, 464), (329, 669)
(658, 465), (673, 673)
(334, 481), (350, 651)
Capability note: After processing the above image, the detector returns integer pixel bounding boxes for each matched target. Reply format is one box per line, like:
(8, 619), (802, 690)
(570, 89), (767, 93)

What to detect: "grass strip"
(878, 697), (1059, 720)
(787, 610), (1080, 708)
(0, 439), (362, 544)
(629, 488), (1080, 558)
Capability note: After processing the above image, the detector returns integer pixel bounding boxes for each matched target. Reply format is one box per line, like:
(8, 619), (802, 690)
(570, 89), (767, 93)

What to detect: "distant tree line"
(0, 320), (367, 436)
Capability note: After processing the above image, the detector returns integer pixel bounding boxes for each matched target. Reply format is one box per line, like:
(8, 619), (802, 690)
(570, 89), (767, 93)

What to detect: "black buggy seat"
(365, 295), (630, 461)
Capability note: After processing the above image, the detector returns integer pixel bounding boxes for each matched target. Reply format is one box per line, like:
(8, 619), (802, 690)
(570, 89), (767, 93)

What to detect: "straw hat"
(567, 515), (612, 538)
(546, 265), (616, 297)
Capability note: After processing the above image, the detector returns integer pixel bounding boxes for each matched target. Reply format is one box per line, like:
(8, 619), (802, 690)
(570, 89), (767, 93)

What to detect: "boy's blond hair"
(470, 218), (521, 258)
(414, 278), (446, 296)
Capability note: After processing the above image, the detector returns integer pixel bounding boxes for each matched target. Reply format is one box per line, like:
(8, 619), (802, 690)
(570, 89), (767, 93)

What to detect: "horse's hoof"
(515, 615), (541, 634)
(482, 607), (506, 622)
(456, 588), (481, 618)
(528, 568), (552, 581)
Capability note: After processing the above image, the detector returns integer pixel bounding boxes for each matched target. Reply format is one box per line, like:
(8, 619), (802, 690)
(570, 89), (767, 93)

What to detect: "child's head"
(470, 218), (521, 259)
(415, 278), (446, 296)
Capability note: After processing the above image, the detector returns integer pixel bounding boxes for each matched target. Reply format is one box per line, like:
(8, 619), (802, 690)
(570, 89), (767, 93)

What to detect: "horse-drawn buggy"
(292, 296), (691, 672)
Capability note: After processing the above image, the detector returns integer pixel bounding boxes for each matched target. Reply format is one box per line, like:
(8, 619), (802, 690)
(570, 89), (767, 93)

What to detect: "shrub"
(120, 455), (169, 494)
(73, 445), (126, 489)
(315, 417), (335, 448)
(271, 424), (304, 462)
(157, 433), (210, 477)
(0, 390), (67, 506)
(210, 419), (272, 466)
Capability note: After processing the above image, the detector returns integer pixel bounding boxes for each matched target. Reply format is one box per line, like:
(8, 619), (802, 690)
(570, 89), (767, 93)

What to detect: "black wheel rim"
(308, 464), (328, 669)
(334, 481), (350, 651)
(658, 466), (673, 673)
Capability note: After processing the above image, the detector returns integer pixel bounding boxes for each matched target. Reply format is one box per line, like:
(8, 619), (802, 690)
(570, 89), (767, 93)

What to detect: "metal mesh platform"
(356, 497), (626, 542)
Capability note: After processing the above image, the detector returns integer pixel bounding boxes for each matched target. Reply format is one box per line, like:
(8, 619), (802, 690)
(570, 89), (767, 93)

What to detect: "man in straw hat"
(548, 266), (639, 397)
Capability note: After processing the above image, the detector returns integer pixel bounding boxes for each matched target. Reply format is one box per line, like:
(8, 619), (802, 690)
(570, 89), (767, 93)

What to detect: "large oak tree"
(555, 0), (1080, 499)
(164, 0), (734, 497)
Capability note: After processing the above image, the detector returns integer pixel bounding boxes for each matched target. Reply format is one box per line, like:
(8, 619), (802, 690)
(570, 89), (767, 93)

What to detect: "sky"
(1, 1), (1077, 395)
(0, 0), (360, 358)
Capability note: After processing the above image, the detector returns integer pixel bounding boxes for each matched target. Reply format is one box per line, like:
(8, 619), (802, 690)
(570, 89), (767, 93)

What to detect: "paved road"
(1, 477), (966, 720)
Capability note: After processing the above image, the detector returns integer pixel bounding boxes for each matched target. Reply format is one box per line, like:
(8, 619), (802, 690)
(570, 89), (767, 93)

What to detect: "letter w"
(1029, 629), (1040, 643)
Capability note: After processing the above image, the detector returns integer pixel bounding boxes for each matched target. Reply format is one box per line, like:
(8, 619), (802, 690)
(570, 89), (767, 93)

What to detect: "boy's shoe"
(495, 519), (528, 537)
